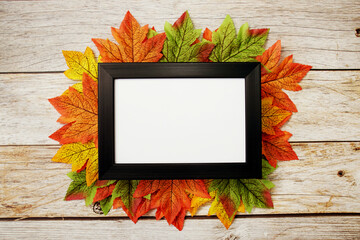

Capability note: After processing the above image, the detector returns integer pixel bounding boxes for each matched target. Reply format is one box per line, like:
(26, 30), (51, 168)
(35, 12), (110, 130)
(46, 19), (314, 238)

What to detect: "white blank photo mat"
(114, 78), (246, 164)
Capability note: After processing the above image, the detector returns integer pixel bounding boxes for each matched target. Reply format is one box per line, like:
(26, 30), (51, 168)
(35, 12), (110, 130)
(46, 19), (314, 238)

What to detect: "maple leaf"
(133, 180), (210, 225)
(190, 191), (245, 229)
(189, 193), (212, 216)
(261, 55), (312, 92)
(64, 171), (96, 205)
(207, 15), (268, 62)
(63, 47), (98, 81)
(202, 28), (213, 42)
(92, 180), (151, 220)
(113, 196), (152, 223)
(59, 83), (84, 123)
(171, 208), (187, 230)
(262, 88), (298, 112)
(49, 123), (73, 142)
(262, 97), (291, 135)
(263, 128), (298, 167)
(99, 196), (113, 215)
(93, 182), (117, 203)
(208, 160), (275, 217)
(110, 180), (140, 215)
(49, 73), (98, 147)
(92, 11), (166, 63)
(146, 27), (158, 39)
(208, 194), (245, 229)
(89, 182), (115, 215)
(257, 41), (312, 112)
(52, 142), (98, 186)
(65, 171), (115, 206)
(149, 191), (188, 230)
(256, 40), (281, 75)
(160, 11), (215, 62)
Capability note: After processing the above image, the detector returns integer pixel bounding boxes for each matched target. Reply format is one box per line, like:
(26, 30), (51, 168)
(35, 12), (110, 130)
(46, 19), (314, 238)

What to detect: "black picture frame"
(98, 62), (262, 180)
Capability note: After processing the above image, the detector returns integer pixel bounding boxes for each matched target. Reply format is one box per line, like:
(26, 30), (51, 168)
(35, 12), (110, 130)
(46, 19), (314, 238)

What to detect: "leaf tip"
(174, 11), (189, 28)
(225, 14), (232, 20)
(124, 10), (134, 20)
(263, 190), (274, 208)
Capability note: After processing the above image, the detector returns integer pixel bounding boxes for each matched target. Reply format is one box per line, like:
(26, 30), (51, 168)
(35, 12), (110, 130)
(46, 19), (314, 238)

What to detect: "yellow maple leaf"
(262, 97), (291, 135)
(52, 142), (98, 186)
(208, 194), (245, 229)
(190, 193), (213, 216)
(63, 47), (98, 81)
(190, 191), (245, 229)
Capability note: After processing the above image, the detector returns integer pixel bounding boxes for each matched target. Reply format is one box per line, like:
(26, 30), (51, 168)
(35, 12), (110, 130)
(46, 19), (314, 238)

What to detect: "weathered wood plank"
(0, 142), (359, 218)
(1, 216), (359, 240)
(1, 71), (359, 145)
(0, 0), (359, 72)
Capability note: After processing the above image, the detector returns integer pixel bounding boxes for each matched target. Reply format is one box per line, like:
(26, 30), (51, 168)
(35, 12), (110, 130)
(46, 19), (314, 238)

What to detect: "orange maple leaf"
(49, 73), (98, 147)
(261, 54), (312, 91)
(203, 28), (213, 41)
(262, 88), (298, 112)
(256, 40), (281, 75)
(92, 11), (166, 63)
(262, 128), (298, 167)
(262, 97), (291, 135)
(133, 180), (210, 226)
(257, 41), (311, 112)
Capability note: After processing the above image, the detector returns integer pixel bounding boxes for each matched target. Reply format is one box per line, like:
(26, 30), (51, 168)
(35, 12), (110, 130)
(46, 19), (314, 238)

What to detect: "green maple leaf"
(143, 194), (151, 200)
(209, 15), (269, 62)
(94, 180), (140, 216)
(147, 27), (158, 39)
(65, 171), (97, 206)
(65, 171), (116, 207)
(110, 180), (140, 215)
(208, 160), (275, 217)
(161, 11), (214, 62)
(100, 196), (113, 215)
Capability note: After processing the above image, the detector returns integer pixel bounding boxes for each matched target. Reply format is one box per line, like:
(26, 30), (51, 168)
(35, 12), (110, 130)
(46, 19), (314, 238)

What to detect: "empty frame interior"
(114, 78), (246, 164)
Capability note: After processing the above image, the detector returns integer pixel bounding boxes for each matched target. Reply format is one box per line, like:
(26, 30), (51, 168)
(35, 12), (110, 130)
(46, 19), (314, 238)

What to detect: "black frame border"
(98, 62), (262, 179)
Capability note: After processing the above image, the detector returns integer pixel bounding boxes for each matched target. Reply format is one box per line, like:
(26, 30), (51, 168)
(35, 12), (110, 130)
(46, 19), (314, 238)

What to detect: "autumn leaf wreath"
(49, 11), (311, 231)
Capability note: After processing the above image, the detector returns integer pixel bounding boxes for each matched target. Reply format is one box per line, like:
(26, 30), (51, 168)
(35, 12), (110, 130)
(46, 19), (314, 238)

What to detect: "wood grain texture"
(0, 0), (359, 72)
(1, 0), (359, 237)
(1, 142), (359, 218)
(1, 70), (359, 145)
(1, 216), (360, 240)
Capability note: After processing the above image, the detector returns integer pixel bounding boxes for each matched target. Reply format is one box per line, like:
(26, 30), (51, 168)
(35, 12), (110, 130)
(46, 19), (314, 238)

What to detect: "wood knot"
(356, 28), (360, 37)
(337, 170), (345, 177)
(92, 201), (104, 215)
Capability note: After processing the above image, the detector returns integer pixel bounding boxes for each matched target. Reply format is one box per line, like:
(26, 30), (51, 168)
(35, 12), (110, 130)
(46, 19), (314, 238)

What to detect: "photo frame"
(98, 62), (262, 179)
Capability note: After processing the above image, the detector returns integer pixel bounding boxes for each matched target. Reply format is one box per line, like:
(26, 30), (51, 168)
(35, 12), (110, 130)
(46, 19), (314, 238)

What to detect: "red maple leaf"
(262, 128), (298, 167)
(133, 180), (210, 227)
(113, 197), (152, 223)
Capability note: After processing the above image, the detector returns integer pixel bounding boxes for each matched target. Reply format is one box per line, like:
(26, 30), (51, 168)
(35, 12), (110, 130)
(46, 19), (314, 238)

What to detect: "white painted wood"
(0, 142), (359, 218)
(1, 216), (359, 240)
(0, 0), (359, 72)
(1, 0), (359, 237)
(1, 71), (359, 145)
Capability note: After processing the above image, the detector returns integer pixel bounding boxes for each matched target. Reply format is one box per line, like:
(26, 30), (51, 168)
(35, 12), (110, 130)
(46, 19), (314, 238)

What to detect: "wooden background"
(1, 0), (359, 239)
